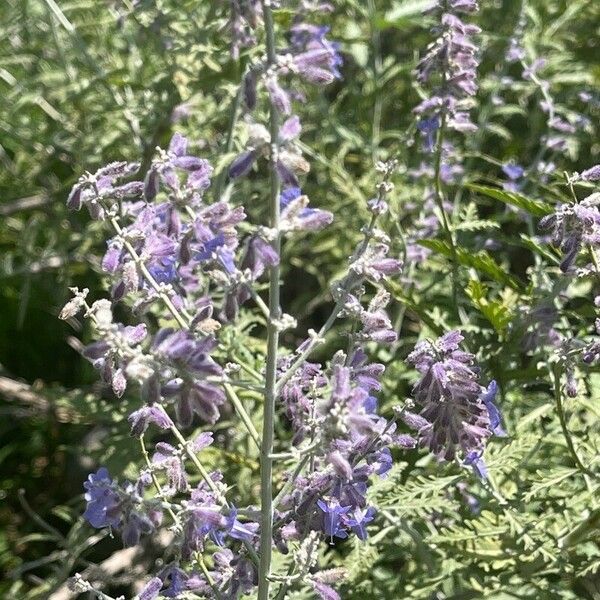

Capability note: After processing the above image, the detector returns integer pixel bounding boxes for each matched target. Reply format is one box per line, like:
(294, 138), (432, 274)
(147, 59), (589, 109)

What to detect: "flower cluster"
(64, 149), (409, 598)
(277, 343), (411, 546)
(83, 468), (162, 547)
(231, 6), (342, 186)
(538, 169), (600, 381)
(414, 0), (481, 147)
(39, 0), (600, 597)
(539, 189), (600, 272)
(403, 331), (505, 477)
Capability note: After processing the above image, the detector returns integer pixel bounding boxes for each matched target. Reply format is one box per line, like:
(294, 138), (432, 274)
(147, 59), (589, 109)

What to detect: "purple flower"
(464, 450), (488, 480)
(539, 197), (600, 272)
(502, 163), (524, 181)
(229, 150), (258, 179)
(311, 580), (341, 600)
(417, 116), (440, 152)
(480, 381), (506, 437)
(177, 382), (226, 426)
(160, 566), (189, 598)
(83, 468), (121, 529)
(266, 76), (292, 114)
(147, 256), (177, 284)
(221, 508), (259, 543)
(152, 442), (187, 495)
(128, 405), (174, 437)
(289, 23), (343, 81)
(280, 187), (333, 232)
(317, 497), (351, 542)
(350, 243), (402, 282)
(280, 115), (302, 141)
(139, 577), (163, 600)
(581, 164), (600, 182)
(208, 548), (256, 597)
(242, 236), (280, 281)
(344, 506), (376, 540)
(66, 162), (141, 219)
(370, 447), (393, 477)
(502, 162), (525, 192)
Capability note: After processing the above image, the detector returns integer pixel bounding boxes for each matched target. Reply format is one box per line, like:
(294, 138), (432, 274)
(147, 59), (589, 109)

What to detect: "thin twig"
(551, 365), (595, 478)
(223, 382), (261, 449)
(139, 436), (180, 525)
(17, 489), (65, 545)
(214, 69), (247, 201)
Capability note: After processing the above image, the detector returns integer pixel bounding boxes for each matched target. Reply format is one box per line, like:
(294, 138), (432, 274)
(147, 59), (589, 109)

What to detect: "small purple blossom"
(317, 497), (351, 542)
(464, 450), (488, 480)
(128, 405), (174, 436)
(480, 381), (506, 437)
(83, 468), (121, 529)
(344, 506), (376, 540)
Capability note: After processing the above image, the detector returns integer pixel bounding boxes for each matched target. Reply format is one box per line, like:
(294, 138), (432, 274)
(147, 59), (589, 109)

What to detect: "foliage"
(1, 0), (600, 598)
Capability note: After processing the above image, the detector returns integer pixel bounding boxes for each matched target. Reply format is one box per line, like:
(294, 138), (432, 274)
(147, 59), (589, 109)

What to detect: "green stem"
(275, 211), (381, 395)
(432, 113), (459, 320)
(551, 365), (594, 478)
(139, 436), (180, 525)
(258, 1), (282, 597)
(224, 382), (261, 450)
(367, 0), (382, 161)
(214, 70), (246, 201)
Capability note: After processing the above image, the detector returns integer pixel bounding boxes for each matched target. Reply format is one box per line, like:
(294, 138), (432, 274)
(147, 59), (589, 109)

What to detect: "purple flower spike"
(407, 331), (494, 461)
(414, 0), (481, 138)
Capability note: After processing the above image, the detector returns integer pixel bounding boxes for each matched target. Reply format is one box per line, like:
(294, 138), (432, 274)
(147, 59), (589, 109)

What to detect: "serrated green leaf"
(418, 239), (521, 289)
(523, 467), (579, 502)
(467, 184), (553, 218)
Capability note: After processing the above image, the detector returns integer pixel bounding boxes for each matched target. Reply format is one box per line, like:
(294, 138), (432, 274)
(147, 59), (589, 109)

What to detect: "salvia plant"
(3, 0), (600, 598)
